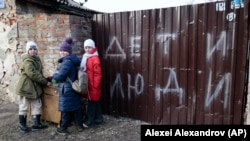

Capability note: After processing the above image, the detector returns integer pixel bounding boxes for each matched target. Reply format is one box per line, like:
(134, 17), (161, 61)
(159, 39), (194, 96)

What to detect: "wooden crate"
(41, 86), (61, 124)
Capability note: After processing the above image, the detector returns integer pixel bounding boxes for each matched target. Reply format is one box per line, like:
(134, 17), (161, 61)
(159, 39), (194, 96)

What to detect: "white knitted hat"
(84, 39), (95, 48)
(26, 41), (38, 52)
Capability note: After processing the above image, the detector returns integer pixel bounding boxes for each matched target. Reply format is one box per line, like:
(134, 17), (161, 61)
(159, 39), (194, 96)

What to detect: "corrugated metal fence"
(92, 0), (249, 124)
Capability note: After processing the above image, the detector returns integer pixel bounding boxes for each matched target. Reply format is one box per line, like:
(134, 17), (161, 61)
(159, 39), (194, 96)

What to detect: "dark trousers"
(61, 109), (83, 128)
(85, 100), (103, 126)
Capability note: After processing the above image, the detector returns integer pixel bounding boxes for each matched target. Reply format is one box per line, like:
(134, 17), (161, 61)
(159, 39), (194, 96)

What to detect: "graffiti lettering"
(111, 73), (144, 100)
(155, 68), (184, 104)
(205, 71), (231, 108)
(105, 36), (126, 60)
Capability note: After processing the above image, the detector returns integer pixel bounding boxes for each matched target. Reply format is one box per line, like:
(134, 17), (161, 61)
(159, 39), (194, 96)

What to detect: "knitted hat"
(84, 39), (95, 48)
(60, 37), (73, 54)
(26, 41), (38, 53)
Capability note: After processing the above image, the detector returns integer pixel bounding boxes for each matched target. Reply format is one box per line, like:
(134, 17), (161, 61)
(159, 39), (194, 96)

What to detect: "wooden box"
(41, 86), (61, 124)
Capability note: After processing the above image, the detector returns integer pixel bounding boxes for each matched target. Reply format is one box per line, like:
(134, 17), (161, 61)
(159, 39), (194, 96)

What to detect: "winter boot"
(18, 115), (29, 133)
(56, 126), (68, 135)
(31, 115), (48, 131)
(77, 124), (85, 132)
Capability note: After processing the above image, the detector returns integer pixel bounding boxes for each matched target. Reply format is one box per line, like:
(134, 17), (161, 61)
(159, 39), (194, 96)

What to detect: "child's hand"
(47, 82), (52, 86)
(46, 76), (52, 82)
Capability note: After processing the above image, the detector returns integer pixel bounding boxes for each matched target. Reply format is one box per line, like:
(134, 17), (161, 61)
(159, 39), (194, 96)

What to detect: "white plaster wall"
(245, 69), (250, 124)
(0, 22), (19, 103)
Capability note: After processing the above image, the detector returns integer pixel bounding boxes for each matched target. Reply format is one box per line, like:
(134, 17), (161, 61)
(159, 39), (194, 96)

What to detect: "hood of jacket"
(21, 53), (41, 62)
(58, 55), (81, 67)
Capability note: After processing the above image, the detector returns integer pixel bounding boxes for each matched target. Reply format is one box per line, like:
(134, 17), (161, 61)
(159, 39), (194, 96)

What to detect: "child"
(81, 39), (103, 128)
(16, 41), (51, 132)
(52, 37), (85, 135)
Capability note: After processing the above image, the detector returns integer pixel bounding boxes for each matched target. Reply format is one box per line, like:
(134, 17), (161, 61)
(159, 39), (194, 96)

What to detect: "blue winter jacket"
(52, 55), (81, 112)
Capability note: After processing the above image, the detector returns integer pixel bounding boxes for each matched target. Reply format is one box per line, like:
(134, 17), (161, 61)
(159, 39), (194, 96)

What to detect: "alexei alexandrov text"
(145, 128), (239, 137)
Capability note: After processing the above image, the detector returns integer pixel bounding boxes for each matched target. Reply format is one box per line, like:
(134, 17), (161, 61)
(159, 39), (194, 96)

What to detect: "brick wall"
(16, 1), (92, 77)
(0, 0), (92, 103)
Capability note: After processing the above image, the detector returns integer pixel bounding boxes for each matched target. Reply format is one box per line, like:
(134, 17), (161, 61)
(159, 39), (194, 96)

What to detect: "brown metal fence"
(92, 0), (249, 124)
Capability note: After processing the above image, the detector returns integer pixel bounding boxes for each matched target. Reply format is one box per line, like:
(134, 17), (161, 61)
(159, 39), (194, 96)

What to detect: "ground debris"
(0, 101), (147, 141)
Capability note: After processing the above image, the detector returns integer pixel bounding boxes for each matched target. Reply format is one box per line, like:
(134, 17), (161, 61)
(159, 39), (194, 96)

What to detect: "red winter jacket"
(85, 55), (102, 101)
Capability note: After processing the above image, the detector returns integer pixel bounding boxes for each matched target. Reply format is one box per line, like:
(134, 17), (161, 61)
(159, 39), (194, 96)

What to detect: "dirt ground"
(0, 100), (147, 141)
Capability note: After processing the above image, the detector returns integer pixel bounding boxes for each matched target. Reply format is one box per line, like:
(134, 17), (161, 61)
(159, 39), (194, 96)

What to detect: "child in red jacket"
(80, 39), (103, 127)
